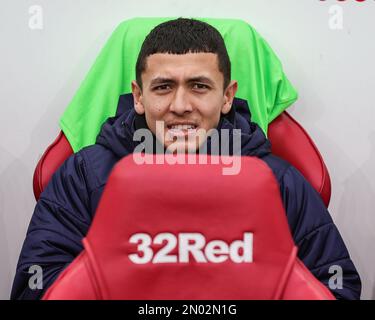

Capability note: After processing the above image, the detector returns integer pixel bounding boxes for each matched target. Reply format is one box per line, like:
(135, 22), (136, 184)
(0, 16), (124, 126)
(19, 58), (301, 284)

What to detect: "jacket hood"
(96, 94), (271, 159)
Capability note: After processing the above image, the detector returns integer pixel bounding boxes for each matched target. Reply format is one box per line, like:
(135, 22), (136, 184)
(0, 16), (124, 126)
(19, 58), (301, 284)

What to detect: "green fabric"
(60, 17), (298, 152)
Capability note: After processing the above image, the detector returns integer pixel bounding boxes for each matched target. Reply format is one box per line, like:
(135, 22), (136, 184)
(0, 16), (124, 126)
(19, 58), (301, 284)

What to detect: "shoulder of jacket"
(260, 154), (292, 184)
(78, 144), (120, 190)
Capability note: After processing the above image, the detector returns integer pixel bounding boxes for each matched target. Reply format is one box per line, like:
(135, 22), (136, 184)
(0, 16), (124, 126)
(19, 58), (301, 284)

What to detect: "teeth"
(169, 124), (196, 130)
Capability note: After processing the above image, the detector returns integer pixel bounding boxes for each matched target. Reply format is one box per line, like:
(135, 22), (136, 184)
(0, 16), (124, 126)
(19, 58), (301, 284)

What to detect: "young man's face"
(132, 52), (237, 152)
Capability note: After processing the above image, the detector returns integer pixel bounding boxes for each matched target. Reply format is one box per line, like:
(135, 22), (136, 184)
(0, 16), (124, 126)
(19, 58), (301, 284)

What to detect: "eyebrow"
(149, 76), (215, 87)
(150, 77), (175, 86)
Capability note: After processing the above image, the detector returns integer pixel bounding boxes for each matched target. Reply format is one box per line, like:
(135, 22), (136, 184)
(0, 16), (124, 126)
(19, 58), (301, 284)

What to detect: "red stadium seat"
(33, 111), (331, 207)
(33, 131), (73, 200)
(268, 112), (331, 206)
(43, 155), (335, 300)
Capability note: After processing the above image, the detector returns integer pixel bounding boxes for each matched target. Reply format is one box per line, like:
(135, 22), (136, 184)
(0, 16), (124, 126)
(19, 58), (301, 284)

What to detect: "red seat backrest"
(33, 131), (73, 200)
(43, 155), (334, 300)
(268, 112), (331, 206)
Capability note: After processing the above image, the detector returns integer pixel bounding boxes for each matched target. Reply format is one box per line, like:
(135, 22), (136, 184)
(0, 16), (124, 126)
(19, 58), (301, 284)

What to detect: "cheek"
(143, 102), (165, 118)
(149, 106), (162, 115)
(144, 96), (170, 116)
(144, 103), (170, 132)
(197, 99), (223, 125)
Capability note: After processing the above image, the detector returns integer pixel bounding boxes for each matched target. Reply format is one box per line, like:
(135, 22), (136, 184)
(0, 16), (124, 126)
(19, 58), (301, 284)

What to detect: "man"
(11, 18), (361, 299)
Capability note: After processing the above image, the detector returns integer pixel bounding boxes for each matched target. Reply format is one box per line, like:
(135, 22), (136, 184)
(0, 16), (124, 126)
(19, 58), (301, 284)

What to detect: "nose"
(169, 87), (193, 115)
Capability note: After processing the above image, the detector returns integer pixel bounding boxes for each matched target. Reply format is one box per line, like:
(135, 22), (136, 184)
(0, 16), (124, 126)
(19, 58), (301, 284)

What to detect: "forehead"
(143, 52), (222, 81)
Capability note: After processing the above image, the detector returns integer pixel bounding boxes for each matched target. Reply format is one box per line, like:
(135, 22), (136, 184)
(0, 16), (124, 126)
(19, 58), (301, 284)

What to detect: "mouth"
(166, 123), (198, 138)
(167, 124), (197, 130)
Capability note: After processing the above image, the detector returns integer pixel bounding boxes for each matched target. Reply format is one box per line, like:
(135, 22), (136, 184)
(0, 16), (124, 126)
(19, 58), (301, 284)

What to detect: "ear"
(131, 80), (145, 115)
(221, 80), (238, 115)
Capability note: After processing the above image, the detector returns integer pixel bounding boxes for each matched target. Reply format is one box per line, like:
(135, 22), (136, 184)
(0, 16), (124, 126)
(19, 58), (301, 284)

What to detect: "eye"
(192, 83), (209, 91)
(153, 84), (171, 91)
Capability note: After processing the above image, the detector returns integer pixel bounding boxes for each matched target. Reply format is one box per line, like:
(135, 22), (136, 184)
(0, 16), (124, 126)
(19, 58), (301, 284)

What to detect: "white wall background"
(0, 0), (374, 299)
